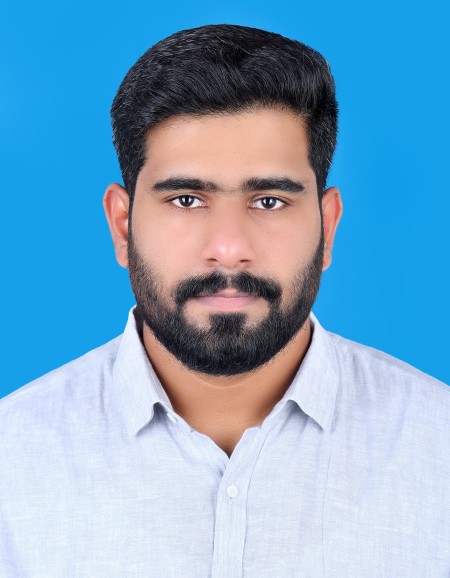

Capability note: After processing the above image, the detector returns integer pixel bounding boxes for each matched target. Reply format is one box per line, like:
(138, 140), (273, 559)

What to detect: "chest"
(2, 415), (449, 577)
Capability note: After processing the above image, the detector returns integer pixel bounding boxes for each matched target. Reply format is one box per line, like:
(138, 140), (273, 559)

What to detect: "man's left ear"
(321, 187), (343, 271)
(103, 183), (130, 269)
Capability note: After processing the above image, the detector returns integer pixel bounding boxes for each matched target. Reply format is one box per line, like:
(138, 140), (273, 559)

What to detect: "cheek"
(131, 204), (200, 288)
(265, 213), (319, 264)
(268, 223), (321, 303)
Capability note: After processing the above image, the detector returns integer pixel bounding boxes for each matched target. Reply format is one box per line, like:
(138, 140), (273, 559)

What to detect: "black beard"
(128, 230), (324, 376)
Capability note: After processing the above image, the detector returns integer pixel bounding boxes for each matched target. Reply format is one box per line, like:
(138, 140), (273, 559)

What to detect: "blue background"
(2, 0), (449, 397)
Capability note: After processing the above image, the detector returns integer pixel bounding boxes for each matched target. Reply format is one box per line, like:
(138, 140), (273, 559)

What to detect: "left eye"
(252, 197), (286, 210)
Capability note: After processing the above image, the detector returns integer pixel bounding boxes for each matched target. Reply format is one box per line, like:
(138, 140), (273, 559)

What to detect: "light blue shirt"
(1, 308), (450, 577)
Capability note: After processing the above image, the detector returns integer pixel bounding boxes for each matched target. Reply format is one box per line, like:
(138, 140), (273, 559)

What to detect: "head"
(104, 24), (342, 376)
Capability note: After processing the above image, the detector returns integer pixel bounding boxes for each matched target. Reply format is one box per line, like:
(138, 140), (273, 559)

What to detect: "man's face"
(127, 107), (326, 376)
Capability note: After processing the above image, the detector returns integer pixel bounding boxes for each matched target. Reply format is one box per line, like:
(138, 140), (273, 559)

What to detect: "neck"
(140, 317), (312, 439)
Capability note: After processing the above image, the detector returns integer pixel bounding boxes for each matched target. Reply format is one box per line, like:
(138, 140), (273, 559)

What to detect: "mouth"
(193, 290), (260, 310)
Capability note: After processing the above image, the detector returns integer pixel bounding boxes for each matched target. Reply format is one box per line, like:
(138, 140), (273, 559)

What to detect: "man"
(1, 24), (449, 577)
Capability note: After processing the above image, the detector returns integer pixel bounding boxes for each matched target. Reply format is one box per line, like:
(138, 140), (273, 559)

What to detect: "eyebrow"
(151, 176), (305, 194)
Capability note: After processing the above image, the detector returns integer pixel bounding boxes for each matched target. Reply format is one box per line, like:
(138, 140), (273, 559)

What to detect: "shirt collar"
(112, 307), (340, 438)
(281, 312), (340, 432)
(112, 307), (174, 438)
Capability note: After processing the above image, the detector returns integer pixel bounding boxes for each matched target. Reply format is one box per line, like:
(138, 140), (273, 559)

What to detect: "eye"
(169, 195), (206, 209)
(251, 196), (287, 210)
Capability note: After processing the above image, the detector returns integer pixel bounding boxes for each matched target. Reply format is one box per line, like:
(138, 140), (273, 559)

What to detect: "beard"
(128, 229), (324, 376)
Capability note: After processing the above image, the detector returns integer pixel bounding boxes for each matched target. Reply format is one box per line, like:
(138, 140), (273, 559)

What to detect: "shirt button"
(227, 485), (238, 498)
(166, 413), (178, 423)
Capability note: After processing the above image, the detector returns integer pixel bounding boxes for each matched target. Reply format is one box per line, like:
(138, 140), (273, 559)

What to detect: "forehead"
(139, 107), (314, 188)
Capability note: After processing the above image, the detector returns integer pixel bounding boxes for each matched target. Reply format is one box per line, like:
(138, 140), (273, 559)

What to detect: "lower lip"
(194, 295), (259, 310)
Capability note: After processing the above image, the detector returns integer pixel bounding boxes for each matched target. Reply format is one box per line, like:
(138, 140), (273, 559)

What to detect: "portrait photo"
(2, 0), (449, 575)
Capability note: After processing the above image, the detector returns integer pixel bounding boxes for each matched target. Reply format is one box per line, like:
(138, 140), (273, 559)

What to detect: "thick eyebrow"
(151, 176), (305, 194)
(152, 177), (220, 192)
(242, 177), (305, 194)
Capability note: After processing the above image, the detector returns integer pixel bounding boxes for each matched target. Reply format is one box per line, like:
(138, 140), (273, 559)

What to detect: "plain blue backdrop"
(2, 0), (449, 397)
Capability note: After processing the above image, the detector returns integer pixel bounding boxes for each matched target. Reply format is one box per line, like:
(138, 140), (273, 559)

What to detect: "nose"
(200, 201), (257, 270)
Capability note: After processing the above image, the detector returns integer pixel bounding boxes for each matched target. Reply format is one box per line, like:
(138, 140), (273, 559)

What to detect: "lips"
(200, 290), (252, 298)
(194, 291), (259, 310)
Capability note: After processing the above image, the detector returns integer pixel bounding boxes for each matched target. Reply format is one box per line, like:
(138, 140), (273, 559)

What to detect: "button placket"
(211, 425), (271, 578)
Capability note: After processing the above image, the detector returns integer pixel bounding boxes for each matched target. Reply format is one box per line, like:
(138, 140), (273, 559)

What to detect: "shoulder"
(0, 335), (122, 428)
(328, 330), (450, 426)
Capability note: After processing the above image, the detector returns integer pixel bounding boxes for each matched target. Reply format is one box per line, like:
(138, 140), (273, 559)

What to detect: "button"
(227, 485), (238, 498)
(166, 413), (178, 423)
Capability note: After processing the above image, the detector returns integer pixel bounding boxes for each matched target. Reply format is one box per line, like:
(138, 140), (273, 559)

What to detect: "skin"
(104, 107), (342, 456)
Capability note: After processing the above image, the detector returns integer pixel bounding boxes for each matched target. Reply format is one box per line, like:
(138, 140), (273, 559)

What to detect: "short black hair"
(111, 24), (338, 204)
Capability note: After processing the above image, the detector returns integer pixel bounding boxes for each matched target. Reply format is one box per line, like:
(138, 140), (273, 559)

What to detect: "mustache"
(174, 271), (282, 306)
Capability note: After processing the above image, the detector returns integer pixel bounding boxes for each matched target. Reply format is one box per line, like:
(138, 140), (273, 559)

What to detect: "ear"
(321, 186), (343, 271)
(103, 183), (130, 269)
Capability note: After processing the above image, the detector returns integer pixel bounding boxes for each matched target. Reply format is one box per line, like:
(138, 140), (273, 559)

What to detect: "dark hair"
(111, 24), (338, 204)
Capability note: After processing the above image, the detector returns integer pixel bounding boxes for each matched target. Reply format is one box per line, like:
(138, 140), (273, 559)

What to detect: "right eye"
(168, 195), (206, 210)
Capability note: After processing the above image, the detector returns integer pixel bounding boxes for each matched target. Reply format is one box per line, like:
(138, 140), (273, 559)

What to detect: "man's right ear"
(103, 183), (130, 269)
